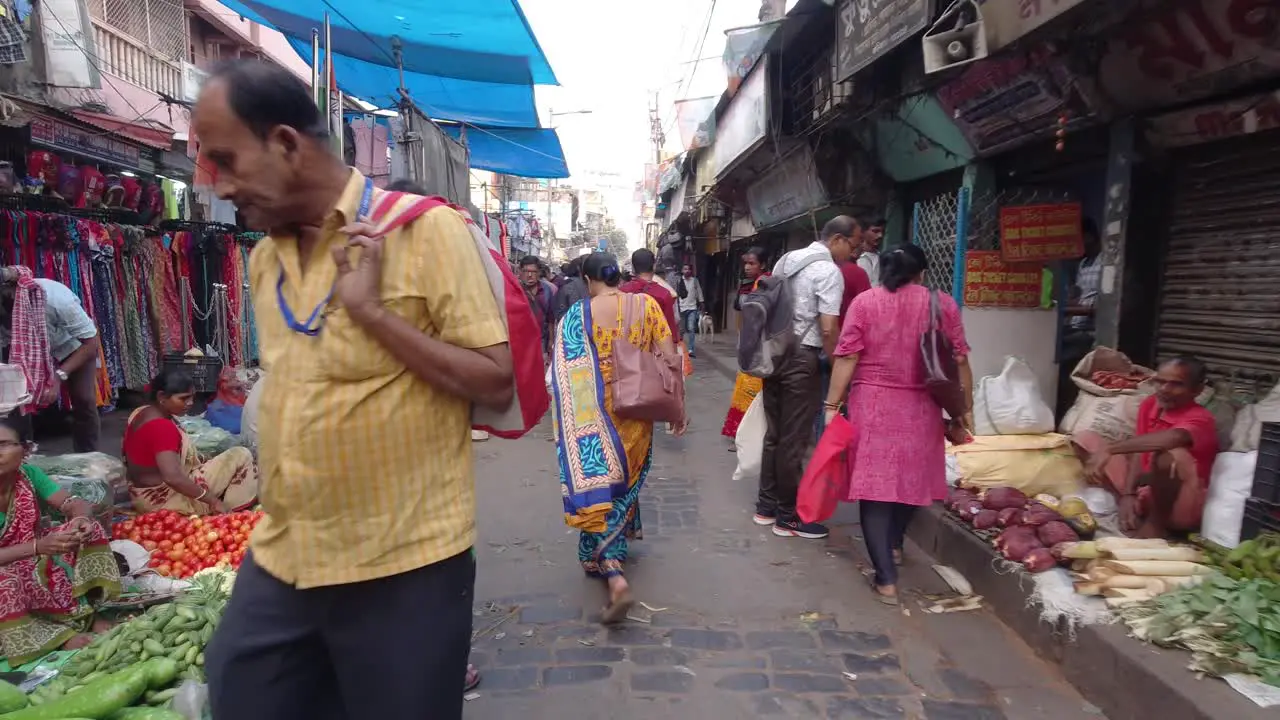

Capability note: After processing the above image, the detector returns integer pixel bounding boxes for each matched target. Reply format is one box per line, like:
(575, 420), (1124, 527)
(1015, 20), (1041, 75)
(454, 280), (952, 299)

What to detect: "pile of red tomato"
(111, 509), (264, 578)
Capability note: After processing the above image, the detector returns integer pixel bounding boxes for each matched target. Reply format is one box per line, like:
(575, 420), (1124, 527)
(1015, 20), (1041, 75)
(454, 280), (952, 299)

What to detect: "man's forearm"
(819, 315), (839, 358)
(59, 336), (100, 373)
(356, 307), (513, 410)
(1106, 429), (1191, 457)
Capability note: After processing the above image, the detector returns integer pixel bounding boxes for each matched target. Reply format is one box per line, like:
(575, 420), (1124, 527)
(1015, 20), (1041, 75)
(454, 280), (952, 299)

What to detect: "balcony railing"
(92, 19), (183, 100)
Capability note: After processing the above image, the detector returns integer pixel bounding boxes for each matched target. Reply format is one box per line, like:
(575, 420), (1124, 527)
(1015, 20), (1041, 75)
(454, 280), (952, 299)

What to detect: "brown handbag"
(611, 294), (685, 423)
(920, 290), (967, 418)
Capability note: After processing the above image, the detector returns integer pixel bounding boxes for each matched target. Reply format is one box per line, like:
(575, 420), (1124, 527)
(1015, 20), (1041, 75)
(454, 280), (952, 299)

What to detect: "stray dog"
(698, 312), (715, 339)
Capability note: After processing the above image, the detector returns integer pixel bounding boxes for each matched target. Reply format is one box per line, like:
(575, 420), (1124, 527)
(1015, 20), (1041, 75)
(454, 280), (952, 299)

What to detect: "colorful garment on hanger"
(5, 266), (54, 411)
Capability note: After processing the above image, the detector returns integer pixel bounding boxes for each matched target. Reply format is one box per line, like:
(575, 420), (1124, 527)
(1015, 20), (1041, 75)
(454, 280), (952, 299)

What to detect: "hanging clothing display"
(0, 203), (260, 407)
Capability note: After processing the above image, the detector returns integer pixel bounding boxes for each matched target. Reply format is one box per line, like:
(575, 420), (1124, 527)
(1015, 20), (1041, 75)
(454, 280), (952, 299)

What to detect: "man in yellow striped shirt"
(195, 60), (512, 720)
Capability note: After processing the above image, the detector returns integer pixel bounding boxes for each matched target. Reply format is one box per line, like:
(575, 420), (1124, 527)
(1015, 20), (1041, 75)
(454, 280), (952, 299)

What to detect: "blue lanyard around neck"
(276, 178), (374, 336)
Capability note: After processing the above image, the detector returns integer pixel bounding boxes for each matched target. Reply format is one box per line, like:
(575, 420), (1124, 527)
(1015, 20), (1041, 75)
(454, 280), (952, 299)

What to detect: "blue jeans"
(681, 310), (700, 354)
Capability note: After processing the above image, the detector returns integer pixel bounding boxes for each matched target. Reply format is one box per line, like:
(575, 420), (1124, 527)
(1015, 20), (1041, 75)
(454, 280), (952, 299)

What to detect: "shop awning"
(216, 0), (555, 127)
(442, 125), (568, 179)
(69, 109), (174, 150)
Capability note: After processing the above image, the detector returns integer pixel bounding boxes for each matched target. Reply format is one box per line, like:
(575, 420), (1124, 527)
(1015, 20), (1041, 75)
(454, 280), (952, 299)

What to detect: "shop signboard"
(30, 115), (143, 170)
(1098, 0), (1280, 113)
(746, 146), (828, 229)
(934, 44), (1094, 156)
(1147, 90), (1280, 148)
(835, 0), (933, 83)
(999, 202), (1083, 263)
(963, 251), (1042, 308)
(713, 57), (768, 179)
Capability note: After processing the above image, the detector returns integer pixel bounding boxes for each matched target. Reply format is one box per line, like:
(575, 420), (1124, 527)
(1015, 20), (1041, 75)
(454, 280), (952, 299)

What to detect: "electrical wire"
(663, 0), (718, 141)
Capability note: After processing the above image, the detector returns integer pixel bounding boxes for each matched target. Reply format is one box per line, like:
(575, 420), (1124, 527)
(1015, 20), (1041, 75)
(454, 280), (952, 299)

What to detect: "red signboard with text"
(999, 203), (1083, 264)
(963, 251), (1042, 308)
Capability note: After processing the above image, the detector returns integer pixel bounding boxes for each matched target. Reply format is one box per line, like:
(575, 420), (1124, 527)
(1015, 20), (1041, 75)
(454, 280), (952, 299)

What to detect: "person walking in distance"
(756, 216), (856, 539)
(195, 60), (512, 719)
(518, 255), (554, 359)
(856, 217), (885, 288)
(676, 263), (704, 357)
(620, 248), (681, 339)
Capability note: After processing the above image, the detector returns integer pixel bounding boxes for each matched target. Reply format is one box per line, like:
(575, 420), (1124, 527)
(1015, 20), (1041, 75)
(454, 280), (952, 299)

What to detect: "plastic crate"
(1241, 498), (1280, 542)
(162, 353), (222, 393)
(1251, 422), (1280, 504)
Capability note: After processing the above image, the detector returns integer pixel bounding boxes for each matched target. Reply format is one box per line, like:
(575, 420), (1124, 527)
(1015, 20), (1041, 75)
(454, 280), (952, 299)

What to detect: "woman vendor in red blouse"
(122, 368), (259, 515)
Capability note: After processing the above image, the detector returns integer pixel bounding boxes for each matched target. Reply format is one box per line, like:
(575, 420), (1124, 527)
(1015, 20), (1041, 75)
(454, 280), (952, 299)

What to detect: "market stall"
(941, 350), (1280, 705)
(0, 194), (260, 409)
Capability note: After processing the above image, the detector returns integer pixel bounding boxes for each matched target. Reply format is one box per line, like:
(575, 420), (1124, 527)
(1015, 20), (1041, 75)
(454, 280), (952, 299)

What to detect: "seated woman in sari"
(551, 252), (687, 623)
(0, 417), (120, 665)
(123, 368), (259, 515)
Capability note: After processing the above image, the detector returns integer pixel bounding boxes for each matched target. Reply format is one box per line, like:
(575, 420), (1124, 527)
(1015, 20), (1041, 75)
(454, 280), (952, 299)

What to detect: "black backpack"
(737, 251), (826, 378)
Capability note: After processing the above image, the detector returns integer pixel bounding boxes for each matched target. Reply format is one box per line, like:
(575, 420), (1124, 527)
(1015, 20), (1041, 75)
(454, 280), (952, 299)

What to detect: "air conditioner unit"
(923, 0), (988, 74)
(180, 62), (209, 104)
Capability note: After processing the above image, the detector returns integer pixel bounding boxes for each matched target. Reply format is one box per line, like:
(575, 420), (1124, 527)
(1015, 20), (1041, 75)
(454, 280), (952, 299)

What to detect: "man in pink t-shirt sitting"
(1083, 356), (1219, 538)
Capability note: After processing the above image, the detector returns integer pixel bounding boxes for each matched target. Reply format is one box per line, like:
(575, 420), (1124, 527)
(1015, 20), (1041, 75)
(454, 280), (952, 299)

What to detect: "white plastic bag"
(1059, 393), (1144, 442)
(732, 394), (765, 483)
(1231, 383), (1280, 452)
(1202, 451), (1258, 549)
(973, 357), (1054, 436)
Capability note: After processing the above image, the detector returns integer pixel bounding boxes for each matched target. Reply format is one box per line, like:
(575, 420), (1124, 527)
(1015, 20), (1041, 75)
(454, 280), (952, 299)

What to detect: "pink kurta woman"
(823, 245), (973, 605)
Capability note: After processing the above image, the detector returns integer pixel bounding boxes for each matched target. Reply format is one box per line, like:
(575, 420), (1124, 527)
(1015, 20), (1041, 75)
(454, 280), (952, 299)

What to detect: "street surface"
(466, 344), (1105, 720)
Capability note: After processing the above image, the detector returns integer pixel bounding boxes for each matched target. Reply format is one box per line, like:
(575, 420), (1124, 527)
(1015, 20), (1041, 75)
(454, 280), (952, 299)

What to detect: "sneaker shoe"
(752, 513), (776, 526)
(772, 520), (829, 539)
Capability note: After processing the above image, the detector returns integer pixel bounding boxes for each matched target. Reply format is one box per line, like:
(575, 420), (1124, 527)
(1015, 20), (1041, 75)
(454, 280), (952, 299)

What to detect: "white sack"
(1231, 383), (1280, 452)
(732, 394), (766, 483)
(973, 357), (1054, 436)
(1202, 451), (1258, 549)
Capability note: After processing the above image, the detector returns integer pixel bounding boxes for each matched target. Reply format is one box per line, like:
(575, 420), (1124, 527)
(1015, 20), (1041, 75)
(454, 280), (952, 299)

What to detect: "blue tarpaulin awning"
(216, 0), (555, 127)
(443, 125), (569, 179)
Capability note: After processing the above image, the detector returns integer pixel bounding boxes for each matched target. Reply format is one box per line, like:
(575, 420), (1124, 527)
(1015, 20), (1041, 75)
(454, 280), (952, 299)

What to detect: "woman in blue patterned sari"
(550, 252), (687, 623)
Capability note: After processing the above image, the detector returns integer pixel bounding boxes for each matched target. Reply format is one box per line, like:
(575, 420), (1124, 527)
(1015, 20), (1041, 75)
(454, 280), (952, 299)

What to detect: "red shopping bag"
(797, 415), (855, 524)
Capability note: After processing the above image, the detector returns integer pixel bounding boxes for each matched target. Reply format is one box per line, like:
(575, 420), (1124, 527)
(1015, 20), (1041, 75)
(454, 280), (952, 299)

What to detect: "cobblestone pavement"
(466, 344), (1101, 720)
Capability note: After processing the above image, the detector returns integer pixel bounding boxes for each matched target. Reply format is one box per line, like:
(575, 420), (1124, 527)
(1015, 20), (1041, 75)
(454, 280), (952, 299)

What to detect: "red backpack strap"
(366, 190), (445, 234)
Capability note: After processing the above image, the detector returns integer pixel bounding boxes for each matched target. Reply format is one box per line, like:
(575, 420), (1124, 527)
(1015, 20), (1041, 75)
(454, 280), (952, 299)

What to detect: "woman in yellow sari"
(123, 368), (258, 514)
(721, 248), (769, 439)
(551, 252), (687, 623)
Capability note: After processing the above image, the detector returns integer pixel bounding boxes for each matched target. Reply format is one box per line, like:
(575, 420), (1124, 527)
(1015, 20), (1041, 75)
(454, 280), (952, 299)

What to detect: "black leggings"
(860, 501), (917, 587)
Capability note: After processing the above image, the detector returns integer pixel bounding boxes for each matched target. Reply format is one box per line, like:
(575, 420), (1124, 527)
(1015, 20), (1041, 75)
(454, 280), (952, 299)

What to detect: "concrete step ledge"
(908, 505), (1272, 720)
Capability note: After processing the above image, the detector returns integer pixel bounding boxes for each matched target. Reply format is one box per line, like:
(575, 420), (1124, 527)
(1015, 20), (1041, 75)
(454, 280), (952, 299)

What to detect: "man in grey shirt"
(0, 269), (101, 451)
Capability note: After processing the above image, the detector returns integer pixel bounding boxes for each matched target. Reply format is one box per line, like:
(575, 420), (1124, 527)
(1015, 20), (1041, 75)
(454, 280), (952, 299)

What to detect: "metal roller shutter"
(1156, 130), (1280, 383)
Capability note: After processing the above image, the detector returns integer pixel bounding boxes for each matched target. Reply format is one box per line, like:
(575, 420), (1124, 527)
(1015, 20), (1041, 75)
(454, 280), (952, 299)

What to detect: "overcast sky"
(516, 0), (772, 243)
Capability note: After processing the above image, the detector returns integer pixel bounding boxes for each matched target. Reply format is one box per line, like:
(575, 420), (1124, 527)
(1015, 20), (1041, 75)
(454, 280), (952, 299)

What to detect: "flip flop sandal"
(464, 664), (481, 693)
(600, 590), (635, 625)
(864, 573), (899, 606)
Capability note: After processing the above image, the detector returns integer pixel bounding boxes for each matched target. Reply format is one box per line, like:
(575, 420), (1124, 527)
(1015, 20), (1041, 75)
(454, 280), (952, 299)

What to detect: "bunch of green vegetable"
(0, 658), (183, 719)
(1118, 572), (1280, 686)
(1201, 533), (1280, 582)
(22, 571), (231, 713)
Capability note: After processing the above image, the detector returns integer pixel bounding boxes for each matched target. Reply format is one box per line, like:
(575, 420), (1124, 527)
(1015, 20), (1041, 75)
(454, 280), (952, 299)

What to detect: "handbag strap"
(929, 289), (941, 332)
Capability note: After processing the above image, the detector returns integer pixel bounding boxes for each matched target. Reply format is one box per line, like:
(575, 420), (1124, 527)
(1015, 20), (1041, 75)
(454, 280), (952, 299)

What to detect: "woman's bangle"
(823, 401), (841, 410)
(31, 539), (38, 557)
(59, 495), (78, 513)
(194, 488), (208, 502)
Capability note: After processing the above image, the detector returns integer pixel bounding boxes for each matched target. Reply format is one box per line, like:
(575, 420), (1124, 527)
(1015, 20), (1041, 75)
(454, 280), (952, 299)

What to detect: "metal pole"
(334, 91), (345, 159)
(323, 14), (332, 119)
(310, 30), (319, 108)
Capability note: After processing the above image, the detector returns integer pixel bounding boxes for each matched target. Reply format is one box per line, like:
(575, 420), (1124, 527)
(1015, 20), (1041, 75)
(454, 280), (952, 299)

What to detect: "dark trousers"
(206, 549), (475, 720)
(813, 353), (832, 441)
(67, 362), (99, 452)
(758, 345), (821, 522)
(860, 501), (917, 587)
